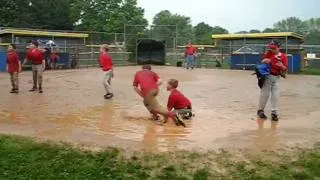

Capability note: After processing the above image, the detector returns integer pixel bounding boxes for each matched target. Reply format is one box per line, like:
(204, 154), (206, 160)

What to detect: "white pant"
(103, 70), (113, 94)
(258, 75), (280, 115)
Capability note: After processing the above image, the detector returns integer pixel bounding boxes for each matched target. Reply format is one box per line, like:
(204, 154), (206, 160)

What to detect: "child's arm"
(133, 86), (143, 98)
(167, 94), (174, 111)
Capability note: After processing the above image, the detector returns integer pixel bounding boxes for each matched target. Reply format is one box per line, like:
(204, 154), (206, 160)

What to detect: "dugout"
(212, 32), (304, 73)
(0, 28), (88, 71)
(136, 39), (166, 65)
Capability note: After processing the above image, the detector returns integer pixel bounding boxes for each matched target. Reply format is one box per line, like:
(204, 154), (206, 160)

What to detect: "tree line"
(0, 0), (319, 45)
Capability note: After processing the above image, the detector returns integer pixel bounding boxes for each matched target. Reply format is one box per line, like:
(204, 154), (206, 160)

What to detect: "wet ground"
(0, 66), (319, 152)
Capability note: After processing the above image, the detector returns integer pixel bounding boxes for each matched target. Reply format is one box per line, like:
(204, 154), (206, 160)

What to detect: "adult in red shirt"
(258, 41), (288, 121)
(23, 41), (46, 93)
(166, 79), (193, 119)
(185, 42), (197, 69)
(6, 44), (21, 93)
(50, 51), (59, 70)
(133, 65), (185, 126)
(99, 44), (114, 99)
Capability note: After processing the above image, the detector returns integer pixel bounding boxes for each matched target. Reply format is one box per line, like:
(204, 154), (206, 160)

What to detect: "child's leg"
(13, 72), (19, 90)
(9, 73), (14, 89)
(103, 70), (113, 95)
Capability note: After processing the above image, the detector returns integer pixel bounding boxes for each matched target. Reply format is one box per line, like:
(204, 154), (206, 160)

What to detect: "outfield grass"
(0, 135), (319, 179)
(301, 68), (320, 75)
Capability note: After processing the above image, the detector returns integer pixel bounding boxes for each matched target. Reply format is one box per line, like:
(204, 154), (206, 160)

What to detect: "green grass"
(0, 135), (319, 179)
(301, 68), (320, 75)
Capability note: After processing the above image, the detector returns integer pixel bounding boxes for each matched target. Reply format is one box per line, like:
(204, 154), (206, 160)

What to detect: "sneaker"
(257, 110), (267, 119)
(271, 113), (279, 121)
(10, 89), (15, 93)
(174, 114), (186, 127)
(29, 87), (37, 92)
(39, 89), (43, 93)
(104, 93), (113, 99)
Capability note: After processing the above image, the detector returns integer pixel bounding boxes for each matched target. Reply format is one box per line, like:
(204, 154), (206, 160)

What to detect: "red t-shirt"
(50, 53), (59, 62)
(167, 89), (192, 111)
(99, 52), (113, 71)
(133, 70), (160, 97)
(269, 53), (288, 76)
(26, 48), (44, 65)
(6, 51), (20, 73)
(185, 46), (196, 56)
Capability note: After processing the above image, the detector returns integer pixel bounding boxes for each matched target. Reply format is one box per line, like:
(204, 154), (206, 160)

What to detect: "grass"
(301, 67), (320, 75)
(0, 135), (319, 179)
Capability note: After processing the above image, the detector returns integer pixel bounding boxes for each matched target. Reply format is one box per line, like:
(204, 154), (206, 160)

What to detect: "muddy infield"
(0, 66), (319, 152)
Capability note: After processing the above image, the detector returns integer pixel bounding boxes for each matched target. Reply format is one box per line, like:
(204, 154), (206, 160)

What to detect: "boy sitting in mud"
(167, 79), (193, 120)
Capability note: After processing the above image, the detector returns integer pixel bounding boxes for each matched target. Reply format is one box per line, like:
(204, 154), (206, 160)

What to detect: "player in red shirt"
(6, 44), (21, 93)
(133, 65), (185, 126)
(185, 42), (197, 69)
(23, 40), (46, 93)
(50, 51), (59, 70)
(99, 44), (114, 99)
(258, 41), (288, 121)
(166, 79), (193, 120)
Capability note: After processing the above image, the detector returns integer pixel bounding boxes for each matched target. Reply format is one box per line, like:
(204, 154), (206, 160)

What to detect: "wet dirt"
(0, 67), (319, 152)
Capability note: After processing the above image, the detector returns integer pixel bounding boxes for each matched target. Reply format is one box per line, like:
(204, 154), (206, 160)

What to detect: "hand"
(262, 58), (271, 64)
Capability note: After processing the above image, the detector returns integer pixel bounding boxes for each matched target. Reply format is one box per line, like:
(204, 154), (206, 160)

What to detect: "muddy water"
(0, 67), (319, 152)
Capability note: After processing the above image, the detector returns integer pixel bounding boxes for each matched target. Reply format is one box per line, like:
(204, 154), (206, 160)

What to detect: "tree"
(71, 0), (148, 32)
(262, 28), (278, 33)
(273, 17), (307, 34)
(236, 31), (248, 34)
(152, 10), (193, 46)
(194, 22), (228, 44)
(0, 0), (74, 30)
(211, 26), (228, 34)
(249, 29), (261, 33)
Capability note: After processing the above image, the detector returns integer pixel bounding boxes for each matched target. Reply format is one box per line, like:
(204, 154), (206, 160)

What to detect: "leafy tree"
(194, 22), (228, 44)
(0, 0), (74, 30)
(71, 0), (147, 32)
(273, 17), (307, 34)
(151, 10), (193, 46)
(262, 28), (278, 33)
(249, 29), (261, 33)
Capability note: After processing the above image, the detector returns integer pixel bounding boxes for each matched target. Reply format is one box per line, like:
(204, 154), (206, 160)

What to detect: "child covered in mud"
(166, 79), (193, 120)
(6, 44), (21, 93)
(133, 65), (185, 127)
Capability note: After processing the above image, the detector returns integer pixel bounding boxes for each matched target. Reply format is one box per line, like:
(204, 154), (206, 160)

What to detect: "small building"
(212, 32), (304, 73)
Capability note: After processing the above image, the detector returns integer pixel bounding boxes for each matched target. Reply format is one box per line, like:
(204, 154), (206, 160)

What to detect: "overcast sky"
(137, 0), (319, 33)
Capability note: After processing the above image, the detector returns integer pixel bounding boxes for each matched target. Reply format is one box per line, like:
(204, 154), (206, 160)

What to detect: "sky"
(137, 0), (320, 33)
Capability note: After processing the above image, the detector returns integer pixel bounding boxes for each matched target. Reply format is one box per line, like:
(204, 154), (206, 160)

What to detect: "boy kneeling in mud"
(167, 79), (193, 120)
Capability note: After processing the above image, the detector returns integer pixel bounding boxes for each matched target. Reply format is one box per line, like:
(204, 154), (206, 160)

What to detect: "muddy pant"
(186, 55), (195, 69)
(32, 64), (44, 88)
(143, 89), (173, 119)
(258, 75), (279, 115)
(10, 72), (19, 90)
(103, 70), (113, 94)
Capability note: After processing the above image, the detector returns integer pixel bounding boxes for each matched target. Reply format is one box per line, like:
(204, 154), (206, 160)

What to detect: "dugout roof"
(212, 32), (304, 41)
(0, 28), (88, 38)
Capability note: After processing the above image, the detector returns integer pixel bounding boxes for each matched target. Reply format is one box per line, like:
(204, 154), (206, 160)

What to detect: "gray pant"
(10, 72), (19, 90)
(103, 70), (113, 94)
(258, 75), (280, 115)
(32, 64), (44, 88)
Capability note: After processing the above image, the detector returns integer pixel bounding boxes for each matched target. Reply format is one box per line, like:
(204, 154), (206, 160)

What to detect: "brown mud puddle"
(0, 67), (319, 152)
